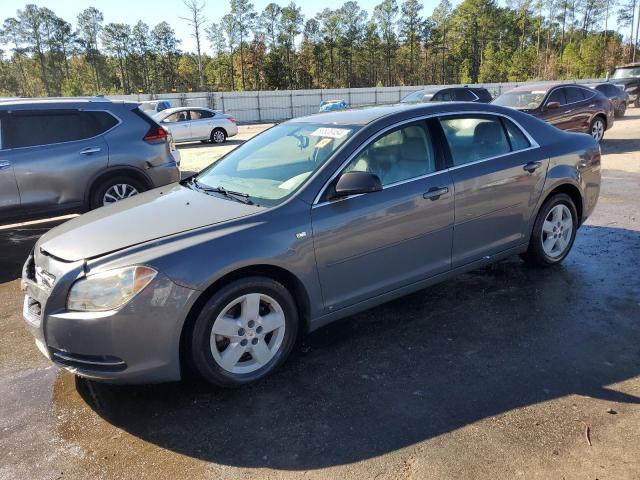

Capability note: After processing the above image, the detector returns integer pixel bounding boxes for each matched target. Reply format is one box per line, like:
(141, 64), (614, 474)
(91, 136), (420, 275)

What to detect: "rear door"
(0, 111), (22, 221)
(565, 86), (591, 131)
(6, 109), (111, 216)
(437, 114), (548, 268)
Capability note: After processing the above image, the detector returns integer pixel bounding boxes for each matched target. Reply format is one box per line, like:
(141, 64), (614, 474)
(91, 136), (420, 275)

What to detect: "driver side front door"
(311, 120), (454, 312)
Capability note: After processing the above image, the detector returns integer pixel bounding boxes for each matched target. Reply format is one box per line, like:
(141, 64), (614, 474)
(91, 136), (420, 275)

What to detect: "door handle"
(565, 109), (573, 113)
(523, 161), (542, 173)
(423, 186), (449, 200)
(80, 147), (101, 155)
(0, 160), (11, 170)
(589, 104), (596, 108)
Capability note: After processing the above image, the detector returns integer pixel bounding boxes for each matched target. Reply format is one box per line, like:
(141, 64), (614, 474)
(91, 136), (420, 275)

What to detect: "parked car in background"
(492, 83), (614, 142)
(0, 97), (180, 223)
(319, 100), (349, 112)
(588, 82), (629, 117)
(401, 86), (493, 103)
(22, 102), (600, 386)
(609, 62), (640, 108)
(139, 99), (172, 113)
(154, 107), (238, 144)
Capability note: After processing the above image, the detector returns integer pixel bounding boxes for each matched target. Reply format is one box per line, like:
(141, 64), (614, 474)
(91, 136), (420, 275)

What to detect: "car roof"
(507, 83), (592, 93)
(0, 96), (138, 109)
(289, 102), (513, 126)
(158, 106), (213, 115)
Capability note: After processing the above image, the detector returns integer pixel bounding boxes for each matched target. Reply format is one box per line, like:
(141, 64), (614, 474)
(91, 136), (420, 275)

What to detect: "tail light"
(143, 126), (168, 143)
(228, 117), (237, 123)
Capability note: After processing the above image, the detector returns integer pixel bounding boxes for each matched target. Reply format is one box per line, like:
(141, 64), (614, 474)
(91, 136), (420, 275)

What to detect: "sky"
(0, 0), (449, 53)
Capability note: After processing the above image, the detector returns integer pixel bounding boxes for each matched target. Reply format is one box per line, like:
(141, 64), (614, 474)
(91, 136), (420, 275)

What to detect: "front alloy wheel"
(103, 183), (139, 205)
(189, 277), (298, 387)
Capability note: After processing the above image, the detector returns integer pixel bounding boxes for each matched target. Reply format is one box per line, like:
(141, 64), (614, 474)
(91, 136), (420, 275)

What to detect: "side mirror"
(546, 101), (560, 110)
(332, 171), (382, 198)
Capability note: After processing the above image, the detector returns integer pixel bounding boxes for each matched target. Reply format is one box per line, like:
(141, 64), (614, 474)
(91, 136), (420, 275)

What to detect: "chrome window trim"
(312, 110), (540, 207)
(4, 109), (122, 151)
(543, 85), (596, 108)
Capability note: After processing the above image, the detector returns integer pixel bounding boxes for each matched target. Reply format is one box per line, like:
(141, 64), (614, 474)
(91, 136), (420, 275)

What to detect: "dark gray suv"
(0, 97), (180, 223)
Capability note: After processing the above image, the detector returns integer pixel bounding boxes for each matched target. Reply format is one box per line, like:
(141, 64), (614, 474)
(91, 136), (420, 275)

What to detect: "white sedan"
(153, 107), (238, 144)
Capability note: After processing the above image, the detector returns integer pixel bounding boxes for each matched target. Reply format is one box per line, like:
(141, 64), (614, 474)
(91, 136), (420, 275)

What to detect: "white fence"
(110, 79), (602, 124)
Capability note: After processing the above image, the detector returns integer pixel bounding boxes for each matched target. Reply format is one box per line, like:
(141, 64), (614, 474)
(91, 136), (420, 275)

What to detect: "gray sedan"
(22, 102), (601, 386)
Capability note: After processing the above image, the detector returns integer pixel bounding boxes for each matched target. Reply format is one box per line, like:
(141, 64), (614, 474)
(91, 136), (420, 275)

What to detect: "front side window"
(439, 116), (511, 166)
(546, 88), (566, 105)
(6, 110), (117, 149)
(344, 122), (435, 186)
(195, 123), (357, 205)
(163, 111), (189, 123)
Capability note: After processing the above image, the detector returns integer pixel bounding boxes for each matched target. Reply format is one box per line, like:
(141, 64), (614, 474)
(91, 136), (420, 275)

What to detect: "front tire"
(189, 277), (299, 387)
(520, 193), (578, 267)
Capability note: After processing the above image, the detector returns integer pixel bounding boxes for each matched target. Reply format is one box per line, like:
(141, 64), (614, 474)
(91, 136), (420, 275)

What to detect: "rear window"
(6, 110), (118, 149)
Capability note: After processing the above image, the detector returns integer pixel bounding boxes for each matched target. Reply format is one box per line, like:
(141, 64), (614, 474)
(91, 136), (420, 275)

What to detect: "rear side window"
(503, 118), (531, 151)
(439, 116), (511, 166)
(6, 110), (118, 149)
(565, 87), (585, 103)
(454, 89), (477, 101)
(190, 110), (213, 120)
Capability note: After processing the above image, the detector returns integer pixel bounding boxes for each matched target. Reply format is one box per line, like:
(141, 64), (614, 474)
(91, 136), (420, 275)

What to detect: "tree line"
(1, 0), (639, 97)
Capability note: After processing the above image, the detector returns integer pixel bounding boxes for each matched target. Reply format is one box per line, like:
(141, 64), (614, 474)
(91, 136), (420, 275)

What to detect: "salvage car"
(153, 107), (238, 144)
(492, 83), (614, 142)
(22, 102), (601, 387)
(0, 97), (180, 223)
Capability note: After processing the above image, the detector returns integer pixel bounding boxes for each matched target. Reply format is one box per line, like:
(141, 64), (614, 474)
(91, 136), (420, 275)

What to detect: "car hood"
(37, 183), (265, 262)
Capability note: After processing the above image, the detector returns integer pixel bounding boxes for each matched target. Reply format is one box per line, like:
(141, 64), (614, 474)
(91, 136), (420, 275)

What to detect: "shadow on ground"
(62, 225), (640, 471)
(177, 139), (245, 150)
(601, 137), (640, 155)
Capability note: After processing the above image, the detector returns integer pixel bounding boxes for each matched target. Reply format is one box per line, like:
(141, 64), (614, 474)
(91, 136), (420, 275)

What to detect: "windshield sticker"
(314, 138), (333, 149)
(310, 127), (350, 139)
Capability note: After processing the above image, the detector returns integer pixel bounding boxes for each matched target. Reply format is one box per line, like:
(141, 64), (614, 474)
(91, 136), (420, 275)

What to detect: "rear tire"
(615, 103), (626, 118)
(211, 128), (227, 144)
(589, 116), (606, 142)
(520, 193), (578, 267)
(189, 276), (299, 387)
(634, 97), (640, 108)
(90, 176), (146, 209)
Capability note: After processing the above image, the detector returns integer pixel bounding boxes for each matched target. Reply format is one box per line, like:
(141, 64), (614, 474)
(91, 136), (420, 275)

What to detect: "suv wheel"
(211, 128), (227, 144)
(189, 276), (299, 387)
(520, 193), (578, 267)
(91, 176), (146, 209)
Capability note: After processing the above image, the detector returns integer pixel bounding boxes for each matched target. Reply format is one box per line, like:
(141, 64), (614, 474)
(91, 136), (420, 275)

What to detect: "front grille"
(50, 348), (127, 372)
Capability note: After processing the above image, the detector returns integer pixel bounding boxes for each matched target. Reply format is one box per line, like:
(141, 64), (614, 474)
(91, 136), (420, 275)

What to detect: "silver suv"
(0, 97), (180, 223)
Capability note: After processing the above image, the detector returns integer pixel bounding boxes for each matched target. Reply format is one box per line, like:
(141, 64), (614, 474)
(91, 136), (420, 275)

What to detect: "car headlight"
(67, 266), (157, 312)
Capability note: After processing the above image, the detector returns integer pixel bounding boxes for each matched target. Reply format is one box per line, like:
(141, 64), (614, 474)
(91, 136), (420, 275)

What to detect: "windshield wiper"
(190, 179), (255, 205)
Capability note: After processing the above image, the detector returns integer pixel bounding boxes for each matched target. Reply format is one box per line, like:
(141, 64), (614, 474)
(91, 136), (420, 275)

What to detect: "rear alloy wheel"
(211, 128), (227, 144)
(90, 176), (146, 209)
(520, 193), (578, 267)
(190, 277), (298, 387)
(590, 116), (605, 142)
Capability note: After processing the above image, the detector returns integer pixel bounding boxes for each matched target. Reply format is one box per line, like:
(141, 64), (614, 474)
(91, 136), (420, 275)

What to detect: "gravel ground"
(1, 111), (639, 480)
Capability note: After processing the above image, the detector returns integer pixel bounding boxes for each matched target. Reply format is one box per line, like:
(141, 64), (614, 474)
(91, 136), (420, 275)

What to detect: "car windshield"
(612, 67), (640, 79)
(401, 90), (433, 103)
(193, 123), (357, 206)
(492, 90), (547, 109)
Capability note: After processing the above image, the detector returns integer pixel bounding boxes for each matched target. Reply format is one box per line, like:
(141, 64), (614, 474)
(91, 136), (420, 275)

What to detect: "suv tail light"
(143, 126), (168, 143)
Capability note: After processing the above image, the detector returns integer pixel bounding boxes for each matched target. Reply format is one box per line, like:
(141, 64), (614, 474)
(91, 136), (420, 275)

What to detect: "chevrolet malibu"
(22, 103), (601, 387)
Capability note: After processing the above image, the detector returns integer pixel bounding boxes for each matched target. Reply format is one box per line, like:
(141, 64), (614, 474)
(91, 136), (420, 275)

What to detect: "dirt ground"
(1, 111), (639, 480)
